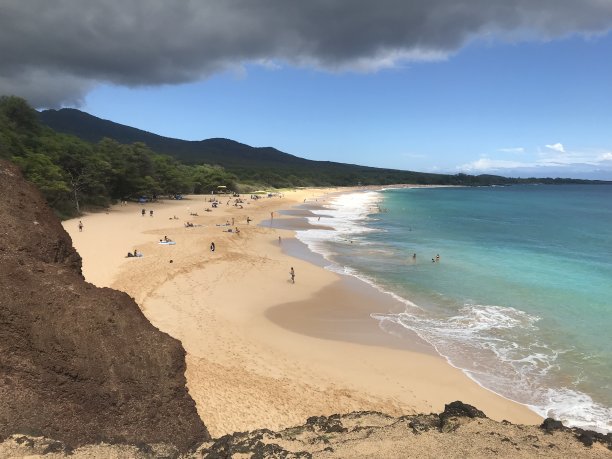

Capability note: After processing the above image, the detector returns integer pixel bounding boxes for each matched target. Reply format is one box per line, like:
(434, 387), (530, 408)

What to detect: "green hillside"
(36, 106), (612, 190)
(1, 96), (237, 218)
(37, 108), (512, 187)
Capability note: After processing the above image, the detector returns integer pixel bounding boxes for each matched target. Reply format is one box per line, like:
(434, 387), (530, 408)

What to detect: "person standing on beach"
(150, 209), (154, 217)
(141, 208), (146, 217)
(290, 267), (295, 283)
(210, 242), (215, 252)
(78, 220), (83, 232)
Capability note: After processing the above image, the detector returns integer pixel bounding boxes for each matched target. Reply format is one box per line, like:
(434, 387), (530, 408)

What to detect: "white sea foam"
(296, 191), (383, 263)
(529, 388), (612, 433)
(294, 189), (612, 433)
(373, 304), (612, 433)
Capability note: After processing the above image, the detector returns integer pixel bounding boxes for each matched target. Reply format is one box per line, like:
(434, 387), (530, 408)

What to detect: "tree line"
(0, 96), (238, 218)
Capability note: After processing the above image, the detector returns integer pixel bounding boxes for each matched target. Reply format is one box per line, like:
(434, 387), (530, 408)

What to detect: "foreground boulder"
(0, 161), (208, 450)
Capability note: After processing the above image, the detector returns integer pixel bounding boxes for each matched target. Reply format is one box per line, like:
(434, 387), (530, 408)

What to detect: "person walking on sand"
(150, 209), (154, 217)
(141, 208), (146, 217)
(78, 220), (83, 232)
(290, 267), (295, 284)
(210, 242), (215, 252)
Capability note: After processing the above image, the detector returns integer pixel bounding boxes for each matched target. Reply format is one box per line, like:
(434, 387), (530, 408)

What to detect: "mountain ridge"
(38, 108), (612, 187)
(38, 108), (309, 167)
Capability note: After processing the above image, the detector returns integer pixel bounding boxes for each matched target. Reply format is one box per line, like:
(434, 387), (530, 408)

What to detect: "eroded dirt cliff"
(0, 160), (208, 450)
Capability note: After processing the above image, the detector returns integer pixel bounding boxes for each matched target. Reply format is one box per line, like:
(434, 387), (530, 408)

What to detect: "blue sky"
(2, 1), (612, 179)
(82, 33), (612, 179)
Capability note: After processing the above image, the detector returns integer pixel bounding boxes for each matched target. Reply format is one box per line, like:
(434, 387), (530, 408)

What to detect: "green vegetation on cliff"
(0, 97), (237, 218)
(39, 107), (612, 189)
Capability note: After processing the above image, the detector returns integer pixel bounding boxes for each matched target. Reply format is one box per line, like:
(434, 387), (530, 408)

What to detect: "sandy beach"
(63, 188), (541, 437)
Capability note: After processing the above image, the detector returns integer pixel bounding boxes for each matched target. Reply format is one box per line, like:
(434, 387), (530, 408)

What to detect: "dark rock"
(0, 161), (208, 451)
(408, 415), (439, 434)
(577, 431), (595, 447)
(306, 415), (348, 434)
(440, 401), (487, 421)
(438, 401), (486, 432)
(41, 439), (68, 454)
(572, 428), (612, 450)
(440, 417), (462, 433)
(540, 418), (564, 433)
(344, 410), (393, 420)
(201, 431), (311, 459)
(13, 436), (34, 447)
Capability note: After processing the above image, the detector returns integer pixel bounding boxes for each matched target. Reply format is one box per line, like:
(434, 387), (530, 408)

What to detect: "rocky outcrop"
(193, 402), (611, 458)
(0, 161), (208, 450)
(1, 398), (610, 458)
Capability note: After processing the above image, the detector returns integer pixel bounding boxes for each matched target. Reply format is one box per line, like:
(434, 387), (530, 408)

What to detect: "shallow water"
(295, 185), (612, 432)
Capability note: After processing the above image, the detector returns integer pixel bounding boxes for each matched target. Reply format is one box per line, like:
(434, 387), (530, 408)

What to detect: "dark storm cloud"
(1, 0), (611, 106)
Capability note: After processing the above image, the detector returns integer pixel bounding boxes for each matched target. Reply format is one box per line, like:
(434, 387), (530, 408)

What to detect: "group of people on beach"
(124, 194), (304, 285)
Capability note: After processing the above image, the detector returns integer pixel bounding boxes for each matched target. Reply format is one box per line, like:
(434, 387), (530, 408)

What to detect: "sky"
(1, 1), (612, 179)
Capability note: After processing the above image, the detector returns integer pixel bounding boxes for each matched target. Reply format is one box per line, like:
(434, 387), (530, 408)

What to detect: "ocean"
(295, 185), (612, 432)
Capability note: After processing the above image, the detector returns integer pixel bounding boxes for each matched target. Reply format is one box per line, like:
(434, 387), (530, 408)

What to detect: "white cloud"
(3, 1), (612, 106)
(545, 142), (565, 153)
(537, 148), (601, 165)
(498, 147), (525, 154)
(599, 152), (612, 161)
(457, 147), (612, 179)
(459, 157), (532, 172)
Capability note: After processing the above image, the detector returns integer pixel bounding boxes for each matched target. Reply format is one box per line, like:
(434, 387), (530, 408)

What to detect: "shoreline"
(267, 191), (550, 421)
(286, 186), (612, 435)
(63, 187), (541, 437)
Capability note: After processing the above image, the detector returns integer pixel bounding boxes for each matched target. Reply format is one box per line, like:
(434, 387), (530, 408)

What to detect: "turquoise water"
(296, 185), (612, 431)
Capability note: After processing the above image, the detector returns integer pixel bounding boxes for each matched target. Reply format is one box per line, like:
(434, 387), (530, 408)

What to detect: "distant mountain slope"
(37, 108), (476, 186)
(38, 108), (608, 187)
(38, 108), (307, 168)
